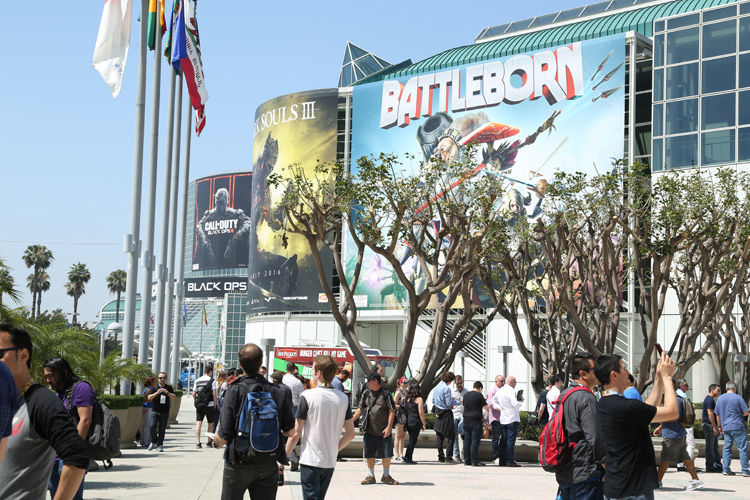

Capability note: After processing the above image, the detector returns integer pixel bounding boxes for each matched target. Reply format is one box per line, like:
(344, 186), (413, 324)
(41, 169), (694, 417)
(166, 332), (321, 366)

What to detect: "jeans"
(558, 480), (603, 500)
(491, 421), (502, 460)
(454, 418), (464, 457)
(149, 410), (169, 446)
(722, 428), (750, 474)
(49, 459), (85, 500)
(436, 431), (455, 460)
(702, 422), (720, 468)
(300, 464), (334, 500)
(221, 461), (278, 500)
(463, 420), (483, 465)
(501, 421), (519, 464)
(405, 422), (421, 461)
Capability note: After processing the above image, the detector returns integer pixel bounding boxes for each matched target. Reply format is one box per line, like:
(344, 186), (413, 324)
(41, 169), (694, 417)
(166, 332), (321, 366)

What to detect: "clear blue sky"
(0, 0), (586, 324)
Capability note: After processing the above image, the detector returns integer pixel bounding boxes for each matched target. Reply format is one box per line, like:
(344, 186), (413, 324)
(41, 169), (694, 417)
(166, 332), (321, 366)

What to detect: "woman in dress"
(403, 379), (427, 464)
(393, 377), (409, 462)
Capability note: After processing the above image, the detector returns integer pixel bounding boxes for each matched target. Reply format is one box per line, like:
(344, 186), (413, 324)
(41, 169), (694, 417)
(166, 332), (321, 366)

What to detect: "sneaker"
(445, 457), (457, 464)
(724, 470), (736, 476)
(677, 465), (687, 472)
(687, 480), (704, 491)
(381, 475), (399, 485)
(361, 475), (376, 485)
(493, 458), (500, 465)
(472, 462), (486, 467)
(148, 444), (155, 451)
(404, 459), (417, 464)
(157, 446), (164, 452)
(393, 456), (403, 462)
(742, 472), (750, 478)
(658, 482), (662, 489)
(207, 438), (214, 447)
(438, 457), (445, 463)
(196, 443), (202, 449)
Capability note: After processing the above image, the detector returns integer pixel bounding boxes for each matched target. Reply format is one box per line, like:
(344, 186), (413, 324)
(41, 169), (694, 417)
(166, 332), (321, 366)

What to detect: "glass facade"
(653, 2), (749, 170)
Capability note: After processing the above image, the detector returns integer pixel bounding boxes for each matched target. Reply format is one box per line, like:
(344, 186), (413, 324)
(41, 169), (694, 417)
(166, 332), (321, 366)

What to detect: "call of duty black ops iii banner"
(247, 89), (338, 313)
(192, 172), (253, 271)
(347, 34), (626, 309)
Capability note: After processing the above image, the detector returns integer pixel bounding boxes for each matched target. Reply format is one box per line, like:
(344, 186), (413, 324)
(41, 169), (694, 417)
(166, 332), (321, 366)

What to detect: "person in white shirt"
(491, 375), (524, 467)
(282, 362), (305, 416)
(451, 376), (469, 459)
(546, 375), (563, 415)
(192, 365), (218, 448)
(285, 355), (356, 500)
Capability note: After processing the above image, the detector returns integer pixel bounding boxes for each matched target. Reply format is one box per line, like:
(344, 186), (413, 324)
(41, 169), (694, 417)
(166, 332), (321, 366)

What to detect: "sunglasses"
(158, 376), (167, 379)
(0, 347), (19, 359)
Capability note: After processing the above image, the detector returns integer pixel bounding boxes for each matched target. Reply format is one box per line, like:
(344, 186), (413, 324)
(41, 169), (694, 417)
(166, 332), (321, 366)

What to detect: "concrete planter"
(168, 395), (182, 425)
(111, 407), (142, 449)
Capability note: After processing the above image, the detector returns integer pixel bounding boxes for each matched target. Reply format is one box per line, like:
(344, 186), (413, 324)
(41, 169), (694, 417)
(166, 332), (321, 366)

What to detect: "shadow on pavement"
(85, 481), (153, 490)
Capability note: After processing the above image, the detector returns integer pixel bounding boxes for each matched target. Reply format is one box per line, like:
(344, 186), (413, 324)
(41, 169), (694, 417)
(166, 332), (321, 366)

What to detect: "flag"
(163, 0), (179, 63)
(195, 106), (206, 136)
(183, 303), (187, 327)
(202, 305), (208, 325)
(150, 313), (154, 324)
(172, 1), (209, 126)
(93, 0), (133, 98)
(147, 0), (166, 51)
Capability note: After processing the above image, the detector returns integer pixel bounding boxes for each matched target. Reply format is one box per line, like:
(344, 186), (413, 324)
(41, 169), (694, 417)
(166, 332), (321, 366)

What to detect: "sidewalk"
(81, 397), (750, 500)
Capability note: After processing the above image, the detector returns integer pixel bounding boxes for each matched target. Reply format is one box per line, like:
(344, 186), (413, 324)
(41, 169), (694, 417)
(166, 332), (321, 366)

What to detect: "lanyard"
(603, 390), (621, 396)
(18, 379), (35, 401)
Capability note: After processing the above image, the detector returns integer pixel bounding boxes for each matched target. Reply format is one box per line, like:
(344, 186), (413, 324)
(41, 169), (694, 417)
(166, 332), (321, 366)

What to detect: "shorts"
(362, 432), (394, 459)
(660, 436), (690, 464)
(196, 406), (215, 424)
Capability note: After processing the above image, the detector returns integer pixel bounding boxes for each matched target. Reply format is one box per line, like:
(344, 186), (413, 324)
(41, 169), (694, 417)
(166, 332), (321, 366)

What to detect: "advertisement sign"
(183, 277), (248, 298)
(348, 35), (626, 309)
(192, 172), (253, 271)
(248, 89), (339, 313)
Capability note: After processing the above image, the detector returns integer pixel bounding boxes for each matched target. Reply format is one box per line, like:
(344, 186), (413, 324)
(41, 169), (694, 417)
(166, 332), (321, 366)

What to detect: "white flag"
(93, 0), (133, 97)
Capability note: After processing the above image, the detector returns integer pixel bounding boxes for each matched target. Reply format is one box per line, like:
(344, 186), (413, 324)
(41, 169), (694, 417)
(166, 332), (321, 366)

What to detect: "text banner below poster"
(248, 89), (339, 313)
(348, 34), (626, 309)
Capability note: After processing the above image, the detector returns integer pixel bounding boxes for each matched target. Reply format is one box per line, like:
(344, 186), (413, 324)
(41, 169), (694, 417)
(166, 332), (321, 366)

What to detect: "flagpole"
(121, 0), (149, 396)
(171, 88), (192, 386)
(162, 72), (184, 375)
(136, 0), (164, 381)
(153, 66), (178, 374)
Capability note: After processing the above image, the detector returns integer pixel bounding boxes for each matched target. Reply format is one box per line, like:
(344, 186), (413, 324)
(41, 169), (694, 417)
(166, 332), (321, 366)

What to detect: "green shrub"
(425, 413), (435, 429)
(175, 389), (184, 398)
(101, 395), (143, 410)
(519, 411), (542, 441)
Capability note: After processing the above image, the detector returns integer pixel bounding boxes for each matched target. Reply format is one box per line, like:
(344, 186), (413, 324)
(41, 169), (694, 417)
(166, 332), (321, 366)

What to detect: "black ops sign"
(192, 172), (253, 271)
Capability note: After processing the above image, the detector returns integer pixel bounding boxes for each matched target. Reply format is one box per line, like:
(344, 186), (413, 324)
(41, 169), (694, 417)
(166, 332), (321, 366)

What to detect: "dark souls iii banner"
(248, 89), (338, 313)
(192, 172), (253, 271)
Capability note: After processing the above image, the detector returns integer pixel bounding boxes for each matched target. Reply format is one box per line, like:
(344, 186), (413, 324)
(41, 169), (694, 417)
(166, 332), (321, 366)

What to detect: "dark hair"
(313, 355), (337, 384)
(627, 373), (635, 384)
(708, 383), (719, 393)
(205, 365), (213, 375)
(406, 379), (423, 401)
(473, 381), (483, 390)
(287, 362), (297, 373)
(570, 353), (596, 381)
(440, 371), (456, 383)
(43, 357), (79, 388)
(238, 344), (263, 374)
(594, 354), (623, 386)
(548, 374), (562, 386)
(236, 368), (244, 376)
(227, 368), (236, 377)
(0, 324), (33, 368)
(144, 376), (156, 388)
(339, 369), (350, 378)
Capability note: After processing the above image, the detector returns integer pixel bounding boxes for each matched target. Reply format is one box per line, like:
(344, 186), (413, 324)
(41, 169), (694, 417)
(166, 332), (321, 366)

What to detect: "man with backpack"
(652, 380), (703, 490)
(214, 344), (295, 500)
(0, 324), (88, 500)
(551, 354), (606, 500)
(193, 365), (218, 448)
(43, 357), (96, 500)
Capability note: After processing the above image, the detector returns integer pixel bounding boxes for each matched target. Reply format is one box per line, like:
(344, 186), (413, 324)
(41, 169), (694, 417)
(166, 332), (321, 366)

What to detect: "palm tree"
(23, 322), (97, 382)
(26, 271), (50, 319)
(0, 258), (20, 307)
(22, 245), (54, 319)
(64, 262), (91, 326)
(106, 269), (127, 323)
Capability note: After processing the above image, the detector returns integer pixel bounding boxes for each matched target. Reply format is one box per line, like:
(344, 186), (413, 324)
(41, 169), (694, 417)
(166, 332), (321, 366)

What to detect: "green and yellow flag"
(147, 0), (166, 51)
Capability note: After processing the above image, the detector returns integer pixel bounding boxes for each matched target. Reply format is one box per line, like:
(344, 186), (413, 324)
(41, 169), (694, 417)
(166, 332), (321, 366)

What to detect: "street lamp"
(105, 322), (123, 362)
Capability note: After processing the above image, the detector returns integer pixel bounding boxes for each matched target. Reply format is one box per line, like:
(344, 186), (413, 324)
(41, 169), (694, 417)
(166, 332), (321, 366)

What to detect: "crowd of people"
(2, 322), (750, 500)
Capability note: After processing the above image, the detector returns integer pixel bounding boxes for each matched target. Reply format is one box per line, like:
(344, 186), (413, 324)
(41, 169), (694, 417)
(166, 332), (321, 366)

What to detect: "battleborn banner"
(348, 34), (626, 309)
(248, 89), (338, 313)
(192, 172), (253, 271)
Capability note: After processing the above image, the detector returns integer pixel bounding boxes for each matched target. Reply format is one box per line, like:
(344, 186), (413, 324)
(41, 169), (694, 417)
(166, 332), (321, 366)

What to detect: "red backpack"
(538, 385), (592, 472)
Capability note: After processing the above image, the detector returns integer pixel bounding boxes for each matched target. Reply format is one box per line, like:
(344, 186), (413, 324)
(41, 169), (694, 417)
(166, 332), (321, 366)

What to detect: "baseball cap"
(366, 373), (383, 384)
(271, 370), (284, 383)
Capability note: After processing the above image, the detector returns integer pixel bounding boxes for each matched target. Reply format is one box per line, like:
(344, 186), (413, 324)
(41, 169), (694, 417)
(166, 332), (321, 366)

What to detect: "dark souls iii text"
(254, 100), (318, 136)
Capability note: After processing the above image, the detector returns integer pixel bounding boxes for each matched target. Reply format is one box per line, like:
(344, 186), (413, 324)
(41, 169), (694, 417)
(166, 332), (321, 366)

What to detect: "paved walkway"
(80, 397), (750, 500)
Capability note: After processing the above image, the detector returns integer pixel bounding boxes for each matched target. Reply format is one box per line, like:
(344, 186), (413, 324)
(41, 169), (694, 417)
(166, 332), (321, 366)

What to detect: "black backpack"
(233, 379), (282, 464)
(194, 378), (214, 409)
(65, 381), (121, 470)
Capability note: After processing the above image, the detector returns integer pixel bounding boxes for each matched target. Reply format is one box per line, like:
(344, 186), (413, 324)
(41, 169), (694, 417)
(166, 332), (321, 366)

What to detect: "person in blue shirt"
(701, 384), (722, 472)
(432, 371), (460, 463)
(653, 380), (703, 490)
(715, 381), (750, 476)
(623, 374), (642, 401)
(0, 361), (19, 465)
(330, 369), (348, 393)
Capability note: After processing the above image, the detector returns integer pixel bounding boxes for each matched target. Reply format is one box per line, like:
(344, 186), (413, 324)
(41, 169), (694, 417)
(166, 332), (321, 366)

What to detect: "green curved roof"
(366, 0), (739, 82)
